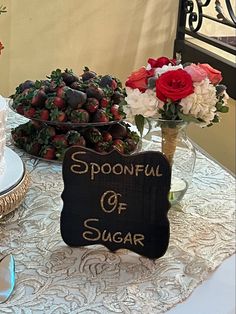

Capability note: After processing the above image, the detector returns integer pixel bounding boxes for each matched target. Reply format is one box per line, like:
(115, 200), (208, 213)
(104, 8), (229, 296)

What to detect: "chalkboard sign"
(60, 146), (171, 259)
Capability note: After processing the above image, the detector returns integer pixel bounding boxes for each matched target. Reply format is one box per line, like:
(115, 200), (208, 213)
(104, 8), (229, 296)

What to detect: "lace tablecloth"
(0, 111), (235, 313)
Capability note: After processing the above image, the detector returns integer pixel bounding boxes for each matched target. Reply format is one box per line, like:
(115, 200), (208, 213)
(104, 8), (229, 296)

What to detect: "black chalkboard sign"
(60, 146), (171, 259)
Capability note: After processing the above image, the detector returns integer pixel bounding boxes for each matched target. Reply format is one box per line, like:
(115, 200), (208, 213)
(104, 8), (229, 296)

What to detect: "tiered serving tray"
(0, 147), (30, 218)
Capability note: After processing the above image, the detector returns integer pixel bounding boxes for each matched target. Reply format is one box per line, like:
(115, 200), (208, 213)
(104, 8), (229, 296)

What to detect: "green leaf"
(135, 114), (145, 137)
(178, 112), (200, 123)
(219, 106), (229, 113)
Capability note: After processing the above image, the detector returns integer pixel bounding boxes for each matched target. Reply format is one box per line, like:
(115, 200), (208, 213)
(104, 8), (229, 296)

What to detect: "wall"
(0, 0), (179, 96)
(0, 0), (235, 173)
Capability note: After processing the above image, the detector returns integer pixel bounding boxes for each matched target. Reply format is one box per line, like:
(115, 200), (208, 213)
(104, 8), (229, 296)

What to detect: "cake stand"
(0, 147), (30, 219)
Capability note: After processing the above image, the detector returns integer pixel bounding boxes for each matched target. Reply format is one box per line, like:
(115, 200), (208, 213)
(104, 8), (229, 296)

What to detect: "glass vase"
(143, 119), (196, 205)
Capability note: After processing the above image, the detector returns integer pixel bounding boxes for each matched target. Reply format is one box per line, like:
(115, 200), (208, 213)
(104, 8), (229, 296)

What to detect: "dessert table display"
(0, 109), (235, 313)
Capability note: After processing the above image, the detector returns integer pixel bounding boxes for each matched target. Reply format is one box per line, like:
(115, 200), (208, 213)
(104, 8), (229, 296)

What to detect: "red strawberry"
(52, 134), (68, 148)
(84, 98), (99, 113)
(70, 109), (90, 123)
(45, 96), (65, 109)
(31, 89), (47, 106)
(24, 107), (36, 118)
(50, 109), (67, 122)
(102, 131), (112, 142)
(56, 86), (69, 99)
(39, 109), (50, 121)
(100, 98), (109, 108)
(92, 109), (109, 123)
(110, 104), (119, 116)
(112, 139), (125, 153)
(111, 79), (118, 90)
(41, 146), (56, 160)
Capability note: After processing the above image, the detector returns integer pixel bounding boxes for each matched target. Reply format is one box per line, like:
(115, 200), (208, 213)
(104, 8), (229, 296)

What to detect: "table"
(0, 109), (235, 313)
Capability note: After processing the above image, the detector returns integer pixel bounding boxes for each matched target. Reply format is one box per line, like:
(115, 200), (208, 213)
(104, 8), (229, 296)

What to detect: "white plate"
(0, 147), (24, 195)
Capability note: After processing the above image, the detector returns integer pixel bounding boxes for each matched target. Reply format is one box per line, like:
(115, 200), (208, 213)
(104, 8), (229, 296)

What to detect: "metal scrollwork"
(185, 0), (236, 33)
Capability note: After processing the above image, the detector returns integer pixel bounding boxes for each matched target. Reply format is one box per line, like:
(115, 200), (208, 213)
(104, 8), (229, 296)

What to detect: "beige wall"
(0, 0), (179, 96)
(0, 0), (235, 173)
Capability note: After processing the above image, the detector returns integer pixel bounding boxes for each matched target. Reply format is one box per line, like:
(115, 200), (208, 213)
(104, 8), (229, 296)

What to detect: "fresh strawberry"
(112, 139), (125, 154)
(45, 96), (65, 109)
(24, 107), (36, 118)
(102, 131), (112, 142)
(50, 109), (67, 122)
(52, 134), (68, 148)
(70, 109), (90, 123)
(92, 109), (109, 123)
(84, 98), (99, 113)
(56, 86), (69, 99)
(39, 109), (50, 121)
(111, 79), (118, 90)
(110, 104), (119, 116)
(41, 146), (56, 160)
(100, 98), (109, 108)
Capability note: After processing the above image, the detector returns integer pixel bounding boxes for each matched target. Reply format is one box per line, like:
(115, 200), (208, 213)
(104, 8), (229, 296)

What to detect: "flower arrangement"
(124, 56), (229, 136)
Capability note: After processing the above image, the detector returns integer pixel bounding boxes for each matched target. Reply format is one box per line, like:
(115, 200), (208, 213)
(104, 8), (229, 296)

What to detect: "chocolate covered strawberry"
(37, 126), (56, 144)
(86, 85), (104, 101)
(92, 109), (109, 123)
(84, 127), (102, 144)
(109, 123), (127, 139)
(65, 88), (87, 109)
(70, 109), (89, 123)
(25, 142), (42, 156)
(94, 141), (110, 153)
(31, 89), (47, 107)
(102, 131), (112, 142)
(81, 67), (97, 82)
(112, 139), (125, 154)
(61, 69), (79, 85)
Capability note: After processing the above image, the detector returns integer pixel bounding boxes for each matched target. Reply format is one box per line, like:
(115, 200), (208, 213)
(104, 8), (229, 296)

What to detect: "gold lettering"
(112, 232), (123, 243)
(117, 202), (127, 214)
(133, 234), (145, 247)
(123, 164), (134, 176)
(135, 164), (144, 176)
(101, 163), (112, 174)
(155, 165), (163, 177)
(100, 190), (118, 213)
(144, 164), (155, 176)
(90, 162), (100, 180)
(102, 230), (112, 242)
(112, 163), (123, 175)
(82, 218), (100, 241)
(123, 232), (133, 245)
(71, 159), (88, 175)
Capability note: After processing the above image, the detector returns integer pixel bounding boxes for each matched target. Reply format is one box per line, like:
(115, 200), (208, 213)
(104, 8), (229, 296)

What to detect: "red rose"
(155, 69), (194, 102)
(198, 63), (222, 85)
(148, 57), (176, 69)
(125, 67), (153, 92)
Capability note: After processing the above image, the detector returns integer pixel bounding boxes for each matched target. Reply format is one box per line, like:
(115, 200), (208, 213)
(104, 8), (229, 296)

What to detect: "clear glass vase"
(143, 118), (196, 205)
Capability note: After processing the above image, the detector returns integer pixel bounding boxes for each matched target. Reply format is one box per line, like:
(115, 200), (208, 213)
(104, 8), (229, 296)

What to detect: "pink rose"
(184, 64), (207, 82)
(198, 63), (222, 85)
